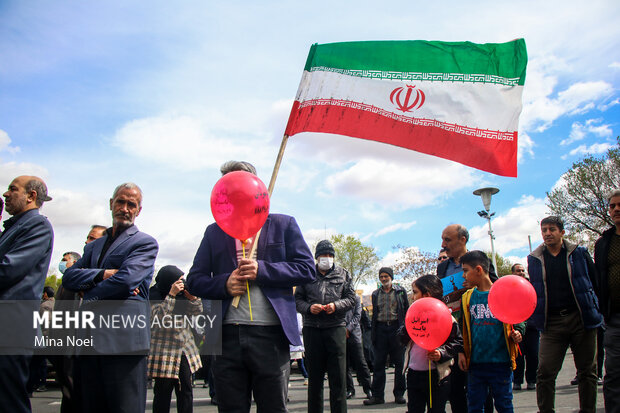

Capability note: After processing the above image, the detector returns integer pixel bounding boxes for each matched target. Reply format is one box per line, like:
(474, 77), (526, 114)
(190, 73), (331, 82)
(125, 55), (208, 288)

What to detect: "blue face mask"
(58, 260), (67, 274)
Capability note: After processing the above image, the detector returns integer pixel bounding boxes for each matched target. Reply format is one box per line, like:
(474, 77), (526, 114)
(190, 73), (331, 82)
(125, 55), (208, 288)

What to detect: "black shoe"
(364, 390), (372, 399)
(346, 391), (355, 399)
(570, 376), (578, 385)
(527, 382), (536, 390)
(395, 396), (406, 404)
(513, 383), (522, 391)
(211, 397), (218, 406)
(364, 397), (385, 406)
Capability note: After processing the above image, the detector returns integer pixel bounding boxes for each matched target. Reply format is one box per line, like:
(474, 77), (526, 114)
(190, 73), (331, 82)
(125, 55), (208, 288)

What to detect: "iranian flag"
(285, 39), (527, 177)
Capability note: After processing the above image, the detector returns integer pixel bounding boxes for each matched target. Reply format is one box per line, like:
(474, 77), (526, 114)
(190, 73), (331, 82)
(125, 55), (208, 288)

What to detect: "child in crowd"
(400, 274), (463, 413)
(458, 251), (525, 413)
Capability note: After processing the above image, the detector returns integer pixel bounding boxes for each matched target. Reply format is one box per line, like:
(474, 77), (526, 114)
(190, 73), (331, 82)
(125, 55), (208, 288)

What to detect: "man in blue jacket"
(187, 160), (315, 413)
(527, 216), (602, 413)
(0, 175), (54, 413)
(62, 182), (158, 413)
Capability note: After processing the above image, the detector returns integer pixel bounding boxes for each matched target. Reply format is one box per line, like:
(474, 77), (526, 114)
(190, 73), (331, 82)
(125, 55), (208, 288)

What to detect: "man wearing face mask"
(58, 252), (81, 275)
(295, 240), (356, 413)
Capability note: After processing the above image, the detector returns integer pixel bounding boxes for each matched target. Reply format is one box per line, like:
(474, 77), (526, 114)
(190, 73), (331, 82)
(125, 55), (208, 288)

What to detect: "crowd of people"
(0, 163), (618, 413)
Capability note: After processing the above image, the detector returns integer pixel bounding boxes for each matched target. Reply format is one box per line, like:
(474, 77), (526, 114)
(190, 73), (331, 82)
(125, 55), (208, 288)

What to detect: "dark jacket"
(0, 209), (54, 300)
(295, 265), (356, 329)
(344, 295), (363, 343)
(371, 284), (409, 343)
(360, 306), (372, 332)
(398, 318), (463, 381)
(594, 226), (616, 322)
(527, 239), (602, 331)
(187, 214), (316, 346)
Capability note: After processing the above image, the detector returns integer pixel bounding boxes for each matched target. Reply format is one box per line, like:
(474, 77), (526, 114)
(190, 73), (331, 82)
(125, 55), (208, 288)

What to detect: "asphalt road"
(31, 350), (605, 412)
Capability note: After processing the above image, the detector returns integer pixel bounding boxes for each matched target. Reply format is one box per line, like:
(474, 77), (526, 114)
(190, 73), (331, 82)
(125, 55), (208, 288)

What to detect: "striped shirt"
(376, 288), (398, 323)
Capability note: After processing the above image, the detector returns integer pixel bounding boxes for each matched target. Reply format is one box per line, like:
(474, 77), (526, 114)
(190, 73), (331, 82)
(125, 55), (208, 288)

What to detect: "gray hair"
(25, 179), (52, 208)
(220, 161), (257, 176)
(112, 183), (143, 206)
(456, 224), (469, 242)
(63, 251), (82, 262)
(608, 189), (620, 203)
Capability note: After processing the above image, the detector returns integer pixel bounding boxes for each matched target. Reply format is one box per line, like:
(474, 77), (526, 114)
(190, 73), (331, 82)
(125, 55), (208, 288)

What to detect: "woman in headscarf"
(148, 265), (203, 413)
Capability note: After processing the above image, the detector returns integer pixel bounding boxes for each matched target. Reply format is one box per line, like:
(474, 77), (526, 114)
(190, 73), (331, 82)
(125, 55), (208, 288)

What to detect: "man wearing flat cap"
(0, 175), (54, 413)
(364, 267), (409, 406)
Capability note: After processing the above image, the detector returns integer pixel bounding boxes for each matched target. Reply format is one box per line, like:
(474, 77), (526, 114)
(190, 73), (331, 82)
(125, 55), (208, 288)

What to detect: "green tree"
(392, 245), (438, 290)
(44, 274), (62, 293)
(547, 137), (620, 247)
(487, 252), (514, 277)
(323, 234), (380, 289)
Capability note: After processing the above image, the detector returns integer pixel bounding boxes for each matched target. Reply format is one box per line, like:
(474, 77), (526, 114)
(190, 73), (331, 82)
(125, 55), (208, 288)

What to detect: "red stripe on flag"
(285, 102), (517, 177)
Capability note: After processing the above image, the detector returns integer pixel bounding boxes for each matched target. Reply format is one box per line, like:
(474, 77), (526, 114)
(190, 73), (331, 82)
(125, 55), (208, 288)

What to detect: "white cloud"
(0, 130), (20, 154)
(561, 118), (613, 146)
(302, 227), (340, 252)
(42, 189), (108, 229)
(564, 143), (613, 159)
(469, 195), (549, 256)
(323, 155), (481, 209)
(610, 62), (620, 69)
(518, 132), (535, 162)
(374, 220), (417, 237)
(0, 162), (48, 186)
(599, 98), (620, 112)
(521, 79), (614, 133)
(360, 220), (417, 242)
(379, 249), (406, 268)
(111, 114), (276, 172)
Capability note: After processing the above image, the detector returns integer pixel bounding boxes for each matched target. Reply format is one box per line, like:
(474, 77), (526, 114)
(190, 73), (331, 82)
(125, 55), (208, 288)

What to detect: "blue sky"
(1, 0), (619, 283)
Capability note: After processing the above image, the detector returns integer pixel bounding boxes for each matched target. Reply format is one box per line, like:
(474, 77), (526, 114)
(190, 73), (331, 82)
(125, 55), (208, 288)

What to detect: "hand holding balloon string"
(310, 303), (335, 314)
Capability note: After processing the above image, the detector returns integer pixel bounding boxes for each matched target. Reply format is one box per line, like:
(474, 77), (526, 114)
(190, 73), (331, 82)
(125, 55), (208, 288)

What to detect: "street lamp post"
(473, 187), (499, 273)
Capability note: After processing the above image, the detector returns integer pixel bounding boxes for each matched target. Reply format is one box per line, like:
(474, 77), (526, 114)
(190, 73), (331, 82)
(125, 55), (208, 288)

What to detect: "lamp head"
(473, 187), (499, 212)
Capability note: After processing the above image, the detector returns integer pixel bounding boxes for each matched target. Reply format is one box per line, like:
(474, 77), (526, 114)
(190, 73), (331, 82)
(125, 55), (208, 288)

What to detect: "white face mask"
(317, 257), (334, 271)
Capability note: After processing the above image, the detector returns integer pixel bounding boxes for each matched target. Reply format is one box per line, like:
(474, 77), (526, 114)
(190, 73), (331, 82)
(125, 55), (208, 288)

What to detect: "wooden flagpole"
(231, 134), (290, 308)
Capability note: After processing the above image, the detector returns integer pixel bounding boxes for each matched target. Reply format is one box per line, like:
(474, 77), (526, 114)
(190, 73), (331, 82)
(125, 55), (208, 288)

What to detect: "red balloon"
(405, 297), (453, 351)
(488, 275), (537, 324)
(210, 171), (270, 241)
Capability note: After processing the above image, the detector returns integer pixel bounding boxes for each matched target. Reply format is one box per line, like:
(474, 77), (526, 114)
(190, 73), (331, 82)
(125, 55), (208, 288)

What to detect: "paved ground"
(31, 350), (604, 412)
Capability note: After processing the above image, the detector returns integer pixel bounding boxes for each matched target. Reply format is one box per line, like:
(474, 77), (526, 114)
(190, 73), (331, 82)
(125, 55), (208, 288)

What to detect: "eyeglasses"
(438, 256), (448, 261)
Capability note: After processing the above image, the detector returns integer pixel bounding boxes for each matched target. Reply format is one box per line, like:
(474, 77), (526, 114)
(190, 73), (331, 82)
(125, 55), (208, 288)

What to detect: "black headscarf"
(149, 265), (188, 314)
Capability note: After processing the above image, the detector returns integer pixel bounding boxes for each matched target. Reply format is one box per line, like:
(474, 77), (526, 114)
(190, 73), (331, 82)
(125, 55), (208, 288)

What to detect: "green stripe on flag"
(303, 40), (527, 86)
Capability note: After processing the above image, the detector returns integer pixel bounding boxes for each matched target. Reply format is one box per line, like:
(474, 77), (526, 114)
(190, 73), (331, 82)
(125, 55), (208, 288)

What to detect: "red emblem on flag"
(390, 85), (425, 112)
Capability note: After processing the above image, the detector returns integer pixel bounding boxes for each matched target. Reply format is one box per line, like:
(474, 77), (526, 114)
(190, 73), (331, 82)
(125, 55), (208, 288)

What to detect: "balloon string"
(242, 240), (253, 321)
(429, 358), (432, 408)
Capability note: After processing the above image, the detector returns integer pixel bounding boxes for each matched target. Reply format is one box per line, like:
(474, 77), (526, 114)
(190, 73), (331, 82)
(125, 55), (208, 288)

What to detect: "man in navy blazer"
(62, 182), (158, 413)
(0, 175), (54, 413)
(187, 160), (315, 413)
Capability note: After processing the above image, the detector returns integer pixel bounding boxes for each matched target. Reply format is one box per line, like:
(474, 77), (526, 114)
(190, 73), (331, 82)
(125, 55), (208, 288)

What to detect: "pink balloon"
(405, 297), (453, 351)
(488, 275), (537, 324)
(210, 171), (270, 241)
